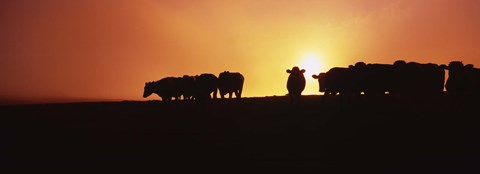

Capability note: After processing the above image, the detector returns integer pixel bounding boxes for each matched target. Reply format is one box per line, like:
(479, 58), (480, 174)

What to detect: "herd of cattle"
(143, 71), (244, 101)
(144, 60), (480, 102)
(286, 60), (480, 102)
(313, 60), (479, 97)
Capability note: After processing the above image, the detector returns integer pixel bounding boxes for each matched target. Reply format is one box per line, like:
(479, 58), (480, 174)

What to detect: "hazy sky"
(1, 0), (480, 104)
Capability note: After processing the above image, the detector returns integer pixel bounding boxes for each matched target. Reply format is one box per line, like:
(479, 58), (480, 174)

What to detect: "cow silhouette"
(193, 73), (218, 100)
(218, 71), (244, 100)
(312, 64), (363, 103)
(182, 75), (196, 100)
(143, 77), (182, 101)
(313, 60), (447, 102)
(391, 61), (446, 96)
(445, 61), (480, 96)
(286, 66), (306, 103)
(312, 67), (360, 96)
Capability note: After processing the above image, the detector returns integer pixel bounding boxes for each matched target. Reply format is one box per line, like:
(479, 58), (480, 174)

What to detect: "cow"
(312, 72), (327, 93)
(389, 61), (446, 97)
(193, 73), (218, 100)
(313, 60), (447, 103)
(357, 63), (395, 97)
(182, 75), (196, 100)
(218, 71), (244, 99)
(313, 62), (398, 100)
(143, 77), (182, 101)
(445, 61), (480, 96)
(286, 66), (306, 103)
(312, 64), (363, 103)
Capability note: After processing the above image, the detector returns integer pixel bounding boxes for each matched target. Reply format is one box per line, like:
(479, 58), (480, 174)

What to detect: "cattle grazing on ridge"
(312, 60), (447, 102)
(143, 73), (219, 101)
(143, 77), (183, 101)
(286, 66), (306, 103)
(218, 71), (244, 99)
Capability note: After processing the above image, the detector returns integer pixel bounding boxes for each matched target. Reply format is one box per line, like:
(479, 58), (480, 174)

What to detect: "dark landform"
(1, 94), (479, 173)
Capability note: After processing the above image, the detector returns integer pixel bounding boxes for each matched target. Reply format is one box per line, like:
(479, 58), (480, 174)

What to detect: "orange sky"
(1, 0), (480, 104)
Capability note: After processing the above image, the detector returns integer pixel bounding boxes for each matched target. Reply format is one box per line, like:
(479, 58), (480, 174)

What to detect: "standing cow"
(445, 61), (480, 96)
(182, 75), (196, 100)
(218, 71), (244, 99)
(312, 64), (363, 103)
(143, 77), (182, 101)
(193, 73), (219, 101)
(286, 66), (306, 103)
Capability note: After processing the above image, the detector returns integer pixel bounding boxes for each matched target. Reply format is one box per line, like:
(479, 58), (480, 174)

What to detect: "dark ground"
(1, 94), (480, 173)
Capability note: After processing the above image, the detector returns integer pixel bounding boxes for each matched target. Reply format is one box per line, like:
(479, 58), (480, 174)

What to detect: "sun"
(299, 52), (323, 78)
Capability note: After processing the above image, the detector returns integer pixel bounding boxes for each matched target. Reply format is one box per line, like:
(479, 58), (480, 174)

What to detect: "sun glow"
(299, 53), (323, 78)
(298, 52), (324, 95)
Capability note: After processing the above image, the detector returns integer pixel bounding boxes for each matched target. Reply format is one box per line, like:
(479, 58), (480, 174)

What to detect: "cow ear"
(301, 69), (306, 73)
(312, 74), (318, 79)
(286, 69), (291, 73)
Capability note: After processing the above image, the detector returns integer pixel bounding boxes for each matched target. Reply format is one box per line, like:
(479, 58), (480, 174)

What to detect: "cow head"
(143, 81), (154, 98)
(312, 73), (327, 92)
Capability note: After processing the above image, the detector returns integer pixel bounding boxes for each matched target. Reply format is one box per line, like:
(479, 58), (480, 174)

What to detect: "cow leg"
(235, 90), (241, 99)
(213, 90), (218, 99)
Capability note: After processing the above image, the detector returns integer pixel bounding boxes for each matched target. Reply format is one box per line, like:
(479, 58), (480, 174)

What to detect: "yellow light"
(298, 52), (324, 95)
(299, 52), (323, 78)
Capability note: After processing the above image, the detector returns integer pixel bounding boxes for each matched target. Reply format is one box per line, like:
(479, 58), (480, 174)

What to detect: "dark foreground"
(1, 94), (480, 173)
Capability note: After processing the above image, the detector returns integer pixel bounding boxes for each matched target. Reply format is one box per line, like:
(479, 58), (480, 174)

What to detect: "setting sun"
(299, 53), (324, 77)
(299, 52), (324, 95)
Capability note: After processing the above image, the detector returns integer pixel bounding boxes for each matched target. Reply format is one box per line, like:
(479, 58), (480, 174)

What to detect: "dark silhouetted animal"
(218, 71), (244, 99)
(355, 62), (395, 97)
(312, 64), (363, 103)
(444, 61), (480, 96)
(382, 61), (445, 98)
(313, 60), (446, 102)
(312, 67), (360, 97)
(182, 75), (196, 100)
(193, 73), (218, 100)
(286, 66), (306, 103)
(143, 77), (182, 101)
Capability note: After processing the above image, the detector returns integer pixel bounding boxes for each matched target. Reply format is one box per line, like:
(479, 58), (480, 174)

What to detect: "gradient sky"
(1, 0), (480, 104)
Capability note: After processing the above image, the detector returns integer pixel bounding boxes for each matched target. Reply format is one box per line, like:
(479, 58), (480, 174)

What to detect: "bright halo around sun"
(299, 52), (323, 78)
